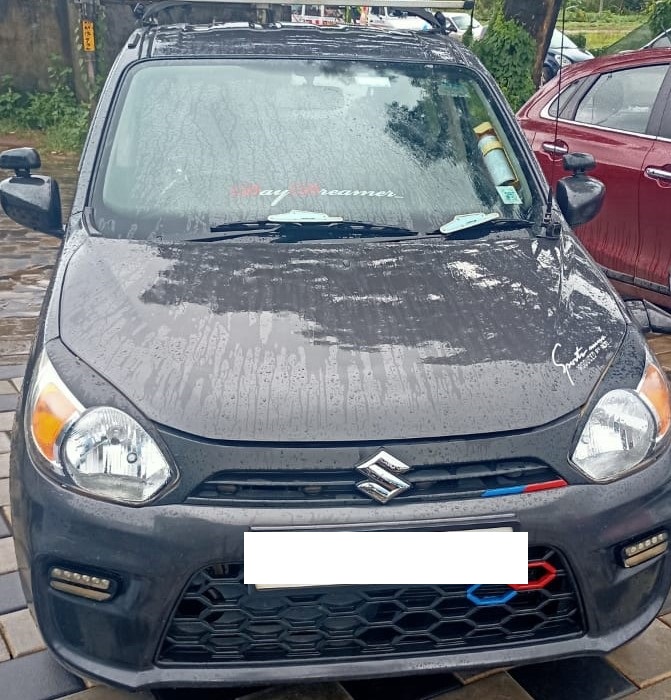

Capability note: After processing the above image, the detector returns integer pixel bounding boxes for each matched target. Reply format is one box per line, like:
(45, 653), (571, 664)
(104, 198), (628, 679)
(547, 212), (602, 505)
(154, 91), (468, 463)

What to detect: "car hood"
(550, 46), (594, 62)
(59, 235), (625, 442)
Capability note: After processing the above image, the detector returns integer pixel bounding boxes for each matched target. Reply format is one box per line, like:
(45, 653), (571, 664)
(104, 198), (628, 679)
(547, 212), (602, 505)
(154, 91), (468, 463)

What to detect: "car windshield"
(551, 29), (578, 50)
(91, 59), (536, 240)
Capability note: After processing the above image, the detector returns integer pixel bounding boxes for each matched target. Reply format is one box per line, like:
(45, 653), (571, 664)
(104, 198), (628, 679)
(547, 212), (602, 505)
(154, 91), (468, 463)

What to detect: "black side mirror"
(0, 148), (63, 237)
(556, 152), (605, 227)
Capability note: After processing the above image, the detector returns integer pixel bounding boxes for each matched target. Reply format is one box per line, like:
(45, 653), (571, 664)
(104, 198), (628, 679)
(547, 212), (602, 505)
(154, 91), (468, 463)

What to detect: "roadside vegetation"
(472, 0), (669, 110)
(0, 62), (91, 153)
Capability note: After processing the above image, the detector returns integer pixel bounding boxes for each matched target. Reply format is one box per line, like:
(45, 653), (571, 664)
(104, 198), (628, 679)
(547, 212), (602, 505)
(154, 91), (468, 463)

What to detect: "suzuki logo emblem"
(355, 450), (412, 504)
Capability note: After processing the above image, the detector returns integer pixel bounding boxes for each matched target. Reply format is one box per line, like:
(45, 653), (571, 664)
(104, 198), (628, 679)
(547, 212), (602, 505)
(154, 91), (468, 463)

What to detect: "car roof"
(556, 45), (671, 80)
(136, 23), (480, 67)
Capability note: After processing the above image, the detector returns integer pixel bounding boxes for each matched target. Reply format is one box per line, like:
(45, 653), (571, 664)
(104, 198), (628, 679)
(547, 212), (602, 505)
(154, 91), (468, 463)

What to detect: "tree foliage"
(471, 8), (536, 111)
(649, 0), (671, 33)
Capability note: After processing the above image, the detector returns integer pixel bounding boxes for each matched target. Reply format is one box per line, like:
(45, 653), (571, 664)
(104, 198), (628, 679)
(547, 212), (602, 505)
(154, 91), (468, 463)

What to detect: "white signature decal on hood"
(552, 335), (609, 386)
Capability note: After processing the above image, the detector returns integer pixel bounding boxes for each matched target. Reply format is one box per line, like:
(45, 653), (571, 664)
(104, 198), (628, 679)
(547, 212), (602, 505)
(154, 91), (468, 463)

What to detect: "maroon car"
(518, 49), (671, 309)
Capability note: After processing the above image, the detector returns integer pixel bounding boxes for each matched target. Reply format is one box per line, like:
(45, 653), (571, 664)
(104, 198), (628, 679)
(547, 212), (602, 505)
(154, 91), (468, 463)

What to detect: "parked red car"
(518, 49), (671, 309)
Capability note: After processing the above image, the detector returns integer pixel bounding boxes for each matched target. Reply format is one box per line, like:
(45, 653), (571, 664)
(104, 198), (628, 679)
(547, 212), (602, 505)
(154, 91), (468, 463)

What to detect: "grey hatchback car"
(1, 0), (671, 691)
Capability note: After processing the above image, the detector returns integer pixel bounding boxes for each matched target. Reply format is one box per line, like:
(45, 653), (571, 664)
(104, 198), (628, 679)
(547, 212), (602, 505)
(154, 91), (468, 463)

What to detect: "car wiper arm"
(184, 218), (419, 242)
(434, 213), (533, 238)
(184, 221), (282, 242)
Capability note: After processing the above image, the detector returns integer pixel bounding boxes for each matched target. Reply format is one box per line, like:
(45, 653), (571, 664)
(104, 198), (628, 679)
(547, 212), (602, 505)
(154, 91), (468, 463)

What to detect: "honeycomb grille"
(158, 546), (583, 666)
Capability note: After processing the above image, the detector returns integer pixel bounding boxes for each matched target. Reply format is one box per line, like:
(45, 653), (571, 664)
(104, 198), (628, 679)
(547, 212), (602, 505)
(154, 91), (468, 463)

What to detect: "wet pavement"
(2, 141), (671, 699)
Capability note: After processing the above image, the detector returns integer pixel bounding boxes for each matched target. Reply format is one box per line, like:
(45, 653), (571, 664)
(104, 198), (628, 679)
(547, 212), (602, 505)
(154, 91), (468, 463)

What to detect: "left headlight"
(26, 351), (175, 504)
(571, 352), (671, 482)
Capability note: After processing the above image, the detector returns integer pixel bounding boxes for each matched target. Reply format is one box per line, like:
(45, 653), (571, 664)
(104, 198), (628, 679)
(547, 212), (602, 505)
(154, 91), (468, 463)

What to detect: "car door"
(636, 68), (671, 294)
(531, 63), (668, 280)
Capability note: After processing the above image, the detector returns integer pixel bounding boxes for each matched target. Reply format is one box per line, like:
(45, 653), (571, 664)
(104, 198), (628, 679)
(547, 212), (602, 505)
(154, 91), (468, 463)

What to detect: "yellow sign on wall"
(81, 19), (96, 52)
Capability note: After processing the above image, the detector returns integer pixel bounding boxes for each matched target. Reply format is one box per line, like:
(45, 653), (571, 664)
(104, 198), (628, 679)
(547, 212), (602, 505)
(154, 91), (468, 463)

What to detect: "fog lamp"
(49, 567), (115, 601)
(620, 531), (668, 568)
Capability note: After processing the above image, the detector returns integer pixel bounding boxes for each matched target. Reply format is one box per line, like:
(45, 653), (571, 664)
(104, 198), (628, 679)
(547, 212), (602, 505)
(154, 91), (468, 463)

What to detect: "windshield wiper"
(184, 217), (419, 242)
(434, 213), (533, 238)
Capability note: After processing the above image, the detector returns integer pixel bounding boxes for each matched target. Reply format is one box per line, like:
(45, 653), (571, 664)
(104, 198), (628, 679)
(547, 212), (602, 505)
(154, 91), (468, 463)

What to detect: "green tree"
(649, 0), (671, 33)
(472, 0), (561, 109)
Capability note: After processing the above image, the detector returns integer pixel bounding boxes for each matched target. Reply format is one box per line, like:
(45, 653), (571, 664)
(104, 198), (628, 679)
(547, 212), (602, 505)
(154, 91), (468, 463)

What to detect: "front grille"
(186, 460), (562, 506)
(158, 546), (583, 666)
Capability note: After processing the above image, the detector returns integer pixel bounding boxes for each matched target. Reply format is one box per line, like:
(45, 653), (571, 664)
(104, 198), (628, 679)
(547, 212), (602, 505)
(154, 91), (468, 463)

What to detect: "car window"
(573, 64), (668, 134)
(448, 14), (470, 30)
(91, 60), (536, 240)
(548, 78), (587, 119)
(650, 32), (671, 49)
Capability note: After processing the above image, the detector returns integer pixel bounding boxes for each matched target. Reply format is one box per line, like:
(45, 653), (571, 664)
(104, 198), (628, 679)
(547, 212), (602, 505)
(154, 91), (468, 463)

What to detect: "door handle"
(542, 142), (569, 155)
(645, 167), (671, 182)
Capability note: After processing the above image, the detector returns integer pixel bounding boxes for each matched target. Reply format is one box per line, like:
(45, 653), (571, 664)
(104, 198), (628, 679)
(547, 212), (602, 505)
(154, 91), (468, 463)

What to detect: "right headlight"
(571, 353), (671, 482)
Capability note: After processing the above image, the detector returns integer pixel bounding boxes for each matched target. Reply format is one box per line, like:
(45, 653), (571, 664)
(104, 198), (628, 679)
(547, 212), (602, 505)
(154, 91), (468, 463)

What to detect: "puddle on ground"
(0, 142), (78, 364)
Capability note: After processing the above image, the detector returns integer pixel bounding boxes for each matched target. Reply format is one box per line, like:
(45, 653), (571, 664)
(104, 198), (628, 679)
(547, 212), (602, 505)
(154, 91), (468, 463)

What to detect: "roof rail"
(122, 1), (475, 25)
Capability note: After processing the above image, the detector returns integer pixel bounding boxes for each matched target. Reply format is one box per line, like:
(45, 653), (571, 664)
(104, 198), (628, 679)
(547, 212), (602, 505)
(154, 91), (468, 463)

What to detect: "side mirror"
(0, 148), (63, 237)
(556, 152), (605, 227)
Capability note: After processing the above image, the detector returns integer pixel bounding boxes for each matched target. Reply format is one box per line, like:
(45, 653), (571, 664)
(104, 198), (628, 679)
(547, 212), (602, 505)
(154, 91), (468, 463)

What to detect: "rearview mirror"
(0, 148), (63, 237)
(556, 152), (605, 227)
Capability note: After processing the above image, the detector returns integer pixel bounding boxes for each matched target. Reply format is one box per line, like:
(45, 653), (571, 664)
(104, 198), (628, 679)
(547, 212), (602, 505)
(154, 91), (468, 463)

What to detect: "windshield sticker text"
(230, 183), (405, 207)
(552, 335), (609, 386)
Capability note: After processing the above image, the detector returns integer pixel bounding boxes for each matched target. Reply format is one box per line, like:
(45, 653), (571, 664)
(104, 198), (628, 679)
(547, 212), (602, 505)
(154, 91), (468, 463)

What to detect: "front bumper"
(10, 437), (671, 690)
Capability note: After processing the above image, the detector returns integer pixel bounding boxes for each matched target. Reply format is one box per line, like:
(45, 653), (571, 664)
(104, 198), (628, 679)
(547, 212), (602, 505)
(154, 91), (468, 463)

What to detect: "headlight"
(571, 354), (671, 482)
(26, 352), (174, 504)
(558, 54), (572, 67)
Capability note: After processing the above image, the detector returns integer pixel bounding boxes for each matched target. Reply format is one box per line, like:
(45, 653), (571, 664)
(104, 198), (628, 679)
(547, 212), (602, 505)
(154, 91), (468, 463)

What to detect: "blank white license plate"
(245, 528), (526, 590)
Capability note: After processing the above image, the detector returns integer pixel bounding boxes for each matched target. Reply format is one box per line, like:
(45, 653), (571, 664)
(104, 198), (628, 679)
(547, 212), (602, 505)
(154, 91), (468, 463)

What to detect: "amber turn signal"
(31, 382), (79, 462)
(638, 361), (671, 440)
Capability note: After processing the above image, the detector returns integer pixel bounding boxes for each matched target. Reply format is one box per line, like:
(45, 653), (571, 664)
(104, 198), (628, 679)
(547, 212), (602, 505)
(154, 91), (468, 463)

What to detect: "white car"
(442, 11), (484, 39)
(366, 6), (432, 31)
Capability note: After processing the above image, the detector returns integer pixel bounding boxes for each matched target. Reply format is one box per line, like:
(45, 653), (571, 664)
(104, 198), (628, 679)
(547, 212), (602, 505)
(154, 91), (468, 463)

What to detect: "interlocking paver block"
(455, 668), (507, 685)
(0, 649), (84, 700)
(627, 677), (671, 698)
(0, 365), (26, 382)
(0, 394), (18, 412)
(0, 514), (8, 538)
(0, 608), (46, 657)
(510, 656), (636, 700)
(58, 686), (155, 699)
(2, 505), (11, 526)
(608, 619), (671, 688)
(0, 571), (25, 614)
(0, 412), (14, 432)
(238, 684), (353, 700)
(0, 477), (9, 506)
(436, 673), (532, 699)
(0, 380), (15, 394)
(0, 451), (8, 478)
(0, 535), (17, 574)
(10, 377), (22, 392)
(661, 613), (671, 628)
(0, 632), (9, 662)
(0, 432), (10, 453)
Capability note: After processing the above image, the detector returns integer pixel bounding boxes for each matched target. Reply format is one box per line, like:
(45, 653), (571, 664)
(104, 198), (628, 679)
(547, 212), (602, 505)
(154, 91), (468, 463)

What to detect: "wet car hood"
(59, 235), (625, 442)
